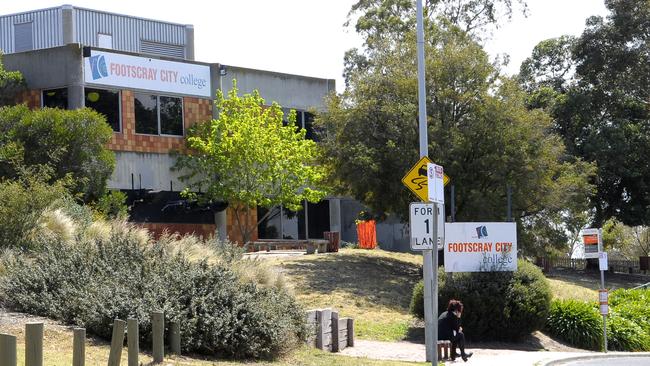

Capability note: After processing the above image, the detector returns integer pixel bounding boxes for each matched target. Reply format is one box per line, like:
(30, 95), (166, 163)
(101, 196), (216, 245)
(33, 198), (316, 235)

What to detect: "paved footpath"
(340, 340), (650, 365)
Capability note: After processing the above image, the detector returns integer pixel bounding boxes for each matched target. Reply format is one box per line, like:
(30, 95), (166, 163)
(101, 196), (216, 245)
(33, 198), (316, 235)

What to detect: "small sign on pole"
(599, 252), (608, 271)
(582, 228), (603, 259)
(409, 203), (436, 251)
(427, 163), (445, 204)
(599, 289), (609, 315)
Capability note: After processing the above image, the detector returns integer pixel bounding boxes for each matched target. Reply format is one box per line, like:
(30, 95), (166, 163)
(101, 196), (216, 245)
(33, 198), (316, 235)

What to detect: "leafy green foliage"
(175, 81), (327, 243)
(607, 314), (650, 351)
(0, 105), (115, 202)
(0, 52), (25, 106)
(93, 190), (129, 220)
(0, 167), (71, 250)
(545, 289), (650, 351)
(520, 0), (650, 226)
(1, 221), (307, 359)
(410, 260), (551, 341)
(321, 22), (594, 255)
(610, 289), (650, 334)
(546, 299), (602, 350)
(409, 280), (425, 319)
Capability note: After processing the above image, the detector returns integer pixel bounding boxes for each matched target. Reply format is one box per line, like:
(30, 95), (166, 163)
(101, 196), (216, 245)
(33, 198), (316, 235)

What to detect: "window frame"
(84, 87), (122, 133)
(41, 87), (69, 109)
(133, 93), (184, 137)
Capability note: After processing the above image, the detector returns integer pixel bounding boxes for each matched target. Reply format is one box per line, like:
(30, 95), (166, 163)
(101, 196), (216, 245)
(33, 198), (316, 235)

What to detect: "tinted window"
(42, 88), (68, 109)
(304, 112), (317, 141)
(134, 93), (158, 135)
(159, 96), (183, 135)
(85, 88), (120, 132)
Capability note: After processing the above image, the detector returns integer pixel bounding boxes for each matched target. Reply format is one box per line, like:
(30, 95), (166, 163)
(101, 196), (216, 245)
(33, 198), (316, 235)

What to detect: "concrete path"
(340, 340), (650, 365)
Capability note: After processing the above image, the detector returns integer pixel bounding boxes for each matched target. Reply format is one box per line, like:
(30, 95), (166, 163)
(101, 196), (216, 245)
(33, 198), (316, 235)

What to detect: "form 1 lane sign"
(410, 203), (437, 250)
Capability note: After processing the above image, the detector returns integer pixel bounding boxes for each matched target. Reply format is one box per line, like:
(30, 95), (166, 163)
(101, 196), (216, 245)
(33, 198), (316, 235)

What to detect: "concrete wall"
(109, 151), (184, 191)
(4, 44), (82, 90)
(221, 66), (335, 110)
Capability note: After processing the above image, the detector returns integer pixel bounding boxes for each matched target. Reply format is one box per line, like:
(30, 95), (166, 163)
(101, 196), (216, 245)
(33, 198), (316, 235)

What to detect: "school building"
(0, 5), (411, 249)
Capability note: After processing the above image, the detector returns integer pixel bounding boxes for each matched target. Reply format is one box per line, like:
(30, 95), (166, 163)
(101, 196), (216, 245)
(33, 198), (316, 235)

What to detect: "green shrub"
(1, 221), (306, 359)
(610, 289), (650, 334)
(546, 299), (602, 350)
(93, 190), (129, 219)
(410, 260), (550, 341)
(607, 314), (650, 351)
(410, 280), (425, 318)
(0, 169), (70, 250)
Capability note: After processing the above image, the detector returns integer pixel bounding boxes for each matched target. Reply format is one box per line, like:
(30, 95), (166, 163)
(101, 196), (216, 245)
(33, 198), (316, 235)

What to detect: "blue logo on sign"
(476, 226), (488, 238)
(89, 55), (109, 80)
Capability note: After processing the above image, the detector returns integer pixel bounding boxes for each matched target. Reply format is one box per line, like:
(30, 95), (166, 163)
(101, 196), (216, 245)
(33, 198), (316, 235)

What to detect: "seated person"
(438, 299), (473, 362)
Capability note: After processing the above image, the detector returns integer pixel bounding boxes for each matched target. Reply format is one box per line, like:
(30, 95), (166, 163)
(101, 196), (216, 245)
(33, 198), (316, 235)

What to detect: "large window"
(85, 88), (121, 132)
(42, 88), (68, 109)
(134, 93), (183, 136)
(282, 109), (317, 141)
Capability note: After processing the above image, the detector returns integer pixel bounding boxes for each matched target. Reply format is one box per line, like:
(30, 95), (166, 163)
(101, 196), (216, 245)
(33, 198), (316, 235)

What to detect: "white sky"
(5, 1), (610, 92)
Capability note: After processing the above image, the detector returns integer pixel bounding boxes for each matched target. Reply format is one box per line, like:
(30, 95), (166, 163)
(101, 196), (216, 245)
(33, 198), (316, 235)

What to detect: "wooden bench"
(437, 340), (451, 360)
(246, 239), (329, 254)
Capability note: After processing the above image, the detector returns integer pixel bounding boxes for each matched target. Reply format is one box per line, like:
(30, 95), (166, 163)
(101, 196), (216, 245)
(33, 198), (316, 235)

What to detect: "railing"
(537, 257), (644, 274)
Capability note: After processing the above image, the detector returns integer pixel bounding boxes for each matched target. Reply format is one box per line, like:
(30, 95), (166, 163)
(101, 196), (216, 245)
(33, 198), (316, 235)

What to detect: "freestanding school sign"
(444, 222), (517, 272)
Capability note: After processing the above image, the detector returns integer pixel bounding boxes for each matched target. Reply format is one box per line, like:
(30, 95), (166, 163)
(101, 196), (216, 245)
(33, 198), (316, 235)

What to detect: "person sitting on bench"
(438, 299), (473, 362)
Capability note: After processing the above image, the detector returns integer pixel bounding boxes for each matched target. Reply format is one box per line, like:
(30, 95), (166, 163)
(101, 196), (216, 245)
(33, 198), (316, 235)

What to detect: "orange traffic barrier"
(356, 220), (377, 249)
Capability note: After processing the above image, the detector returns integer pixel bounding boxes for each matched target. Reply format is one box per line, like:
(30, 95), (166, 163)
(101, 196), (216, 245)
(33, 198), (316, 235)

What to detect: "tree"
(318, 23), (594, 255)
(343, 0), (526, 86)
(0, 52), (25, 106)
(175, 82), (327, 244)
(0, 105), (115, 202)
(519, 0), (650, 227)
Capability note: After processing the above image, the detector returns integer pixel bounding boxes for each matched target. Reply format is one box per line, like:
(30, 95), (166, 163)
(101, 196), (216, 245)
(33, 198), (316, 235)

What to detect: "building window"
(98, 33), (113, 49)
(85, 88), (121, 132)
(282, 109), (317, 141)
(134, 93), (183, 136)
(42, 88), (68, 109)
(159, 96), (183, 135)
(14, 22), (33, 52)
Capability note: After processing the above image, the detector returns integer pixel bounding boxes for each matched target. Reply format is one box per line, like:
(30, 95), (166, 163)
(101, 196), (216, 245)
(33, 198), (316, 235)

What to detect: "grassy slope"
(272, 248), (423, 342)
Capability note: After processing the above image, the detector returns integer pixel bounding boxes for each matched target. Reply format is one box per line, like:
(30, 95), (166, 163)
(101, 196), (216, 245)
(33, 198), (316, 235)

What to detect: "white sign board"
(582, 228), (602, 259)
(444, 222), (517, 272)
(84, 50), (212, 97)
(410, 203), (436, 250)
(427, 162), (445, 204)
(599, 252), (608, 271)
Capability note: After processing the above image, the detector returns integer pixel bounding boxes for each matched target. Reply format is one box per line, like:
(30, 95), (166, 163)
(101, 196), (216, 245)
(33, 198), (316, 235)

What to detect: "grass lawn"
(271, 248), (423, 342)
(2, 318), (426, 366)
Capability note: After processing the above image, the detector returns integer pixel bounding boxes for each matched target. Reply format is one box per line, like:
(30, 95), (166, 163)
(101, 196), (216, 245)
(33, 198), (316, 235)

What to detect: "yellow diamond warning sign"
(402, 157), (450, 202)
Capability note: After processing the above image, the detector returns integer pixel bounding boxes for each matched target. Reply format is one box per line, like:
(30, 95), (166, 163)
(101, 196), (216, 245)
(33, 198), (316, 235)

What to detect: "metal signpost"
(599, 251), (608, 352)
(416, 0), (436, 363)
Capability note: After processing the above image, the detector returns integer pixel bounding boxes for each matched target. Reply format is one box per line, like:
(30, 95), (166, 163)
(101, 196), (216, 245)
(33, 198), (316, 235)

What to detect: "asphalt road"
(562, 356), (650, 366)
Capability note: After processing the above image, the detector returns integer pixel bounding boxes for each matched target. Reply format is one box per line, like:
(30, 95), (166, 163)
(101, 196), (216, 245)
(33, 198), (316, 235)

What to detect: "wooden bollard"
(25, 322), (43, 366)
(169, 321), (181, 355)
(331, 312), (340, 352)
(127, 319), (139, 366)
(152, 311), (164, 363)
(347, 318), (355, 347)
(0, 333), (17, 366)
(107, 319), (126, 366)
(72, 328), (85, 366)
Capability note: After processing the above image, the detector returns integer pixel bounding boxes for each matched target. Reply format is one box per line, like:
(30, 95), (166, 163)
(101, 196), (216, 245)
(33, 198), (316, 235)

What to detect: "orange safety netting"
(356, 220), (377, 249)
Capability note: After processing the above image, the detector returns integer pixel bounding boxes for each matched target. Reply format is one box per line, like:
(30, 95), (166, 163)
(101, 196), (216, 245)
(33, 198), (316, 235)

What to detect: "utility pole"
(416, 0), (438, 364)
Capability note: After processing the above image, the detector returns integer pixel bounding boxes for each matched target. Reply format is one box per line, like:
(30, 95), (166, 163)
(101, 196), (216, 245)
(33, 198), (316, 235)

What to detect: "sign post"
(599, 251), (608, 352)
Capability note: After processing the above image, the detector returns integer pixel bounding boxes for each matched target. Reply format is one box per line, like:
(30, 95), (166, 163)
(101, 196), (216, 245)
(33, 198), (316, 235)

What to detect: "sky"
(3, 1), (610, 93)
